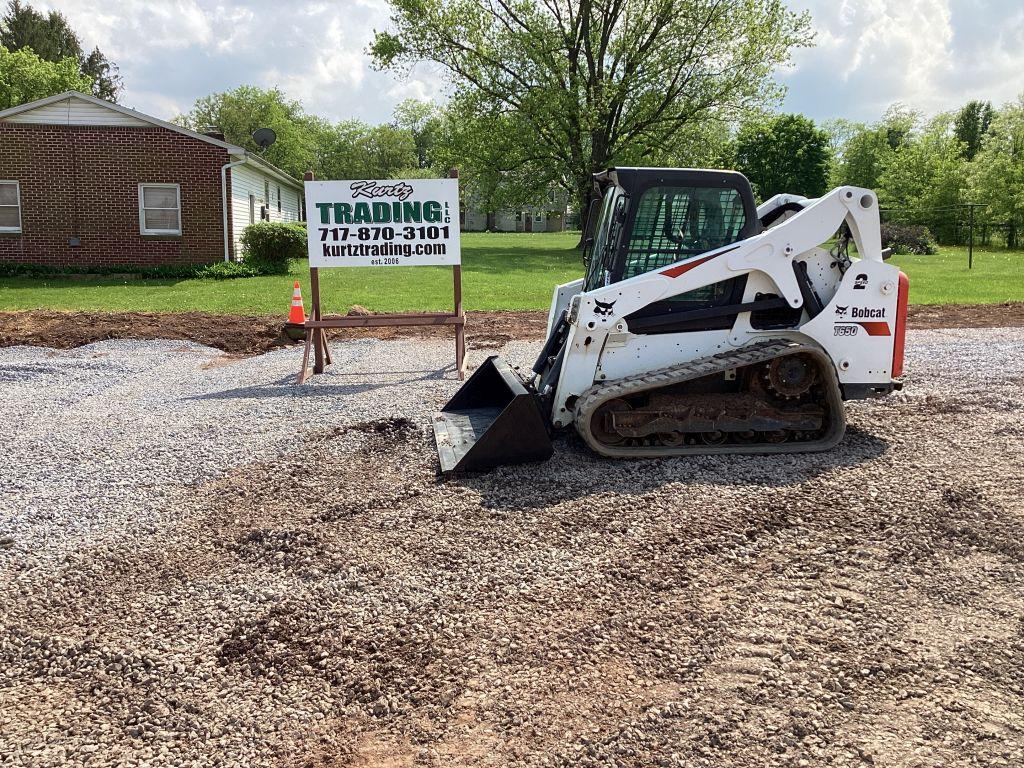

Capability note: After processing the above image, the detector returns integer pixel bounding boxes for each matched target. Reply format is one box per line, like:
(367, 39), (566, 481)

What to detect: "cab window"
(621, 186), (747, 283)
(584, 187), (624, 291)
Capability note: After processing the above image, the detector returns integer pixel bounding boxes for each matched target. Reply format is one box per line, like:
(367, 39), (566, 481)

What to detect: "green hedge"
(240, 222), (307, 274)
(0, 260), (266, 280)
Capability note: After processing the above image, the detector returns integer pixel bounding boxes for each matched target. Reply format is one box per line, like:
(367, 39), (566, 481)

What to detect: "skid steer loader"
(433, 168), (909, 474)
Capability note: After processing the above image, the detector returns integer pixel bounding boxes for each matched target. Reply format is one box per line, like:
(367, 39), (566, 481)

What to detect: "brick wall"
(0, 123), (231, 268)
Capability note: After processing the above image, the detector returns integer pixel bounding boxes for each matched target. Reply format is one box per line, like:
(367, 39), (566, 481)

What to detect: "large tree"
(176, 86), (420, 181)
(431, 93), (554, 222)
(393, 99), (442, 169)
(0, 0), (121, 101)
(176, 86), (322, 178)
(734, 113), (829, 199)
(969, 98), (1024, 248)
(371, 0), (812, 217)
(876, 113), (968, 242)
(0, 44), (91, 109)
(954, 99), (994, 161)
(829, 106), (919, 189)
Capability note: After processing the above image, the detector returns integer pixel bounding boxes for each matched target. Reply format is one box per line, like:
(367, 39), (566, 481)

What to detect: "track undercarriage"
(575, 340), (846, 457)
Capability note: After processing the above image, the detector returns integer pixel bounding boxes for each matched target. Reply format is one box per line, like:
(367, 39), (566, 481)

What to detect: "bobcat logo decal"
(835, 305), (849, 317)
(594, 299), (617, 317)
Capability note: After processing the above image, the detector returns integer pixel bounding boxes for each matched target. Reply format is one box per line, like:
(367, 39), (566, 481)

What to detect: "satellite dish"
(252, 127), (277, 151)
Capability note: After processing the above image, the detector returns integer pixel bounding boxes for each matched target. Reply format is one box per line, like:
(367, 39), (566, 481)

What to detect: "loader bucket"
(432, 356), (553, 475)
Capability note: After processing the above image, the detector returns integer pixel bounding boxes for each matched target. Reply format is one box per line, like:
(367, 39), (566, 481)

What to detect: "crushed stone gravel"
(1, 328), (1023, 767)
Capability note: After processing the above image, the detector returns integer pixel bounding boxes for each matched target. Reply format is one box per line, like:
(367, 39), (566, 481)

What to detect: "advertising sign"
(306, 179), (461, 268)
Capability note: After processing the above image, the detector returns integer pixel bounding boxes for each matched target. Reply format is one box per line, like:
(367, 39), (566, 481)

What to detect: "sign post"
(297, 170), (466, 384)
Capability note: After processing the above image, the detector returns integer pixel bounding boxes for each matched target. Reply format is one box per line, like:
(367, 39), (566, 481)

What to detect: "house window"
(249, 194), (256, 224)
(138, 184), (181, 235)
(0, 181), (21, 232)
(277, 185), (282, 212)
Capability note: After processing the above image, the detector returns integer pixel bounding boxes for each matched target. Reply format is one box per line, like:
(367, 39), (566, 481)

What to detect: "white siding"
(496, 211), (520, 231)
(463, 210), (488, 231)
(5, 96), (148, 126)
(229, 162), (302, 259)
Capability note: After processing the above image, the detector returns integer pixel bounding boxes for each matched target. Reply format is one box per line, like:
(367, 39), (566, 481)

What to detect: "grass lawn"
(0, 233), (1020, 314)
(0, 233), (583, 315)
(889, 247), (1024, 305)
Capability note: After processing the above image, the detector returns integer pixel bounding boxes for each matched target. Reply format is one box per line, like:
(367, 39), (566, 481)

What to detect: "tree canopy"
(175, 86), (421, 182)
(954, 100), (994, 161)
(0, 0), (121, 101)
(734, 113), (830, 198)
(969, 97), (1024, 247)
(177, 86), (322, 177)
(371, 0), (813, 214)
(0, 44), (91, 110)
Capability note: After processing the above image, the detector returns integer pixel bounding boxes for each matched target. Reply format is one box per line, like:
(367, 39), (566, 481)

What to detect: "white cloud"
(780, 0), (1024, 121)
(29, 0), (1024, 127)
(33, 0), (447, 123)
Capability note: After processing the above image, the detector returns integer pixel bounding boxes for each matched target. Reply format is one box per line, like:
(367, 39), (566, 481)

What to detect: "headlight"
(568, 295), (581, 324)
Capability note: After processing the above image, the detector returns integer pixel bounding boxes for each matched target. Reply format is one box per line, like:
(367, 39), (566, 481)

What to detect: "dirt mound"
(1, 304), (1020, 356)
(0, 309), (550, 355)
(908, 301), (1024, 329)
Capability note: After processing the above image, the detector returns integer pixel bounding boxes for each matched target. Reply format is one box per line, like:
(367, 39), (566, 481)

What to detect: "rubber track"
(574, 339), (846, 458)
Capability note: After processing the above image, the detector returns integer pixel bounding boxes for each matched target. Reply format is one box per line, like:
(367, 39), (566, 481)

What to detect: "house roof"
(0, 91), (303, 190)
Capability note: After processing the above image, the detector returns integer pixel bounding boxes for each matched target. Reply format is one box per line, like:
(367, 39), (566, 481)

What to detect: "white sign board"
(306, 179), (461, 268)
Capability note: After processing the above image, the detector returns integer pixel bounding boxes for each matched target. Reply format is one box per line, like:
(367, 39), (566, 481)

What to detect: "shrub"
(880, 223), (938, 255)
(193, 261), (266, 279)
(0, 260), (266, 280)
(240, 222), (307, 274)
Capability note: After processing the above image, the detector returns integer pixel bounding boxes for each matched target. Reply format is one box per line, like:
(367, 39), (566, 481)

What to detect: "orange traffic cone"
(288, 280), (306, 324)
(284, 280), (307, 340)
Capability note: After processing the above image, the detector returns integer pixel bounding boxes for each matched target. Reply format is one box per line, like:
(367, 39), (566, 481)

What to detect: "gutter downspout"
(221, 156), (246, 262)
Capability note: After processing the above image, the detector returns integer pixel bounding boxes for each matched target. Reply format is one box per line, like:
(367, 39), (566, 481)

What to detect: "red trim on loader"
(857, 321), (891, 337)
(892, 271), (910, 377)
(660, 245), (740, 278)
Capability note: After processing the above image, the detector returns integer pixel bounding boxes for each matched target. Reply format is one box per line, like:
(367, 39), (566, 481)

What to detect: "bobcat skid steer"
(433, 168), (909, 474)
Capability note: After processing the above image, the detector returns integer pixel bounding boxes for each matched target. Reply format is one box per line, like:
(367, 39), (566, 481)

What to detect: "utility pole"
(965, 203), (986, 270)
(968, 203), (975, 270)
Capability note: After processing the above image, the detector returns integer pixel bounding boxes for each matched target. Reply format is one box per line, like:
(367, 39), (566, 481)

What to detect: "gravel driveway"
(1, 329), (1023, 767)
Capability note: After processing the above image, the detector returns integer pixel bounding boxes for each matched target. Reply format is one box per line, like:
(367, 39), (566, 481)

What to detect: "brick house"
(0, 91), (304, 268)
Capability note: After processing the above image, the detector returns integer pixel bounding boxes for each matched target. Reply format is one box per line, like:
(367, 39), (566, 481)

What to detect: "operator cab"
(582, 167), (761, 332)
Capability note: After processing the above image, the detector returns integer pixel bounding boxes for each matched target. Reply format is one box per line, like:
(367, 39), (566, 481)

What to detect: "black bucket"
(432, 356), (554, 475)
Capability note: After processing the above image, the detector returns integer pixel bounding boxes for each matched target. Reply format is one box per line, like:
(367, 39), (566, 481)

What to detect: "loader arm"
(585, 187), (880, 318)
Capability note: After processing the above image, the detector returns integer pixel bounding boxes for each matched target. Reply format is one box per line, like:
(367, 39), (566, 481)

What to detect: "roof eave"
(233, 151), (304, 190)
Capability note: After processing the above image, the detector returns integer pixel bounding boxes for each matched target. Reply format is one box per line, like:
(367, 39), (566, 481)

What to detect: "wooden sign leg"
(453, 264), (466, 380)
(297, 334), (312, 384)
(311, 266), (326, 374)
(322, 328), (333, 366)
(321, 302), (333, 366)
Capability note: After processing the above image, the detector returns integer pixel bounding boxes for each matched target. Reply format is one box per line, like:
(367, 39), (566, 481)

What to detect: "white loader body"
(546, 186), (907, 428)
(434, 169), (908, 474)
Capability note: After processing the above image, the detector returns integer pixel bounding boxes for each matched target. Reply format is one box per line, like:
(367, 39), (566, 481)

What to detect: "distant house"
(0, 91), (303, 268)
(462, 188), (570, 232)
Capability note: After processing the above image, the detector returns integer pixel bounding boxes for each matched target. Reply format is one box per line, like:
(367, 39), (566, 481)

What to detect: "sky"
(37, 0), (1024, 127)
